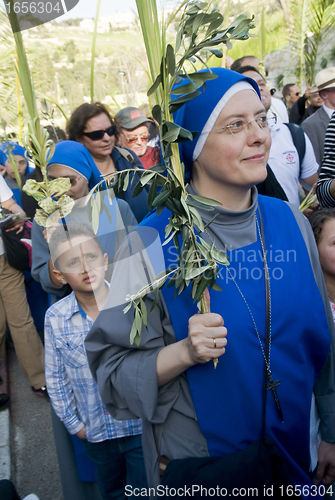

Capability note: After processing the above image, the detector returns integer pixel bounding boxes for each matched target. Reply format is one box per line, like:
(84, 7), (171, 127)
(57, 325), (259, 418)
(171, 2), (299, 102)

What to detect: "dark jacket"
(302, 106), (330, 167)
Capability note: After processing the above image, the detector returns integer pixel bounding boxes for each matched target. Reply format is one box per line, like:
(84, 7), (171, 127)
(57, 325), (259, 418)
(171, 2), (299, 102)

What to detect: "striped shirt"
(317, 111), (335, 207)
(45, 291), (142, 442)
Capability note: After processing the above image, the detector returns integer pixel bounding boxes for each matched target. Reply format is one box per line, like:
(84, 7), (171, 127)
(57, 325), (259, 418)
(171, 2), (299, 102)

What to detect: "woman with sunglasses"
(67, 102), (149, 223)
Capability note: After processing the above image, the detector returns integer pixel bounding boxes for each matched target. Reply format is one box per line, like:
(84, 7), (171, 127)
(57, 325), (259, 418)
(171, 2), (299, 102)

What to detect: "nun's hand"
(313, 441), (335, 485)
(43, 222), (61, 244)
(186, 312), (227, 365)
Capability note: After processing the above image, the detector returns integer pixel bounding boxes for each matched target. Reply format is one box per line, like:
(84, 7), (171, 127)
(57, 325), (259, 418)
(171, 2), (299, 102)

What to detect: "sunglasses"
(82, 125), (116, 141)
(122, 133), (150, 145)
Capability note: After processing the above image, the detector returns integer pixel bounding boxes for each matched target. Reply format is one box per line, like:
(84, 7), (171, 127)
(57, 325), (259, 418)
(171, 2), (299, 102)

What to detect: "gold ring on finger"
(213, 338), (217, 349)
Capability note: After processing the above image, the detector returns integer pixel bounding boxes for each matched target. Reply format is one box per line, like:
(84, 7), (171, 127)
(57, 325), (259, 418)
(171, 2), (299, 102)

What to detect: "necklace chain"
(205, 213), (274, 380)
(205, 211), (283, 422)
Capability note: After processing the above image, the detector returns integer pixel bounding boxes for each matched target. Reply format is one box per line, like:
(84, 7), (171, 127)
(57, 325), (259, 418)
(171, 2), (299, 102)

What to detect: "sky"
(58, 0), (179, 21)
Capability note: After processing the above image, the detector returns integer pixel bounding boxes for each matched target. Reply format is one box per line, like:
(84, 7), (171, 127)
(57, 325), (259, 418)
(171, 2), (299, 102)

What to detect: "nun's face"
(194, 90), (270, 199)
(47, 164), (89, 200)
(79, 113), (115, 160)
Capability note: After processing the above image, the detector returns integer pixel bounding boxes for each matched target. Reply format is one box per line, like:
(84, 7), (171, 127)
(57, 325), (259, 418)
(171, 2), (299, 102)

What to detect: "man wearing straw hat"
(302, 67), (335, 166)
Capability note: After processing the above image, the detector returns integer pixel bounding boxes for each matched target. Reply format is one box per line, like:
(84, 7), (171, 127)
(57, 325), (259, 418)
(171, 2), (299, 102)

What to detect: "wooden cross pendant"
(267, 373), (284, 423)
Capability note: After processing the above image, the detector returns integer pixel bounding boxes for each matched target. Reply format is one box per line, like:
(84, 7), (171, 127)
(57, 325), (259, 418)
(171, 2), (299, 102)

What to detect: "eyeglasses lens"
(124, 134), (150, 144)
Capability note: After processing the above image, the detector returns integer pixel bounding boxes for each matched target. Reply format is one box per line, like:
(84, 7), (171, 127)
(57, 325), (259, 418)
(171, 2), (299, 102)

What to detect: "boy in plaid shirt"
(45, 222), (147, 499)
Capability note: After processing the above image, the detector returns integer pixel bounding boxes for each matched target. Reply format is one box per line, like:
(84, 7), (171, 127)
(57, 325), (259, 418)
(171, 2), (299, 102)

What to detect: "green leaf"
(186, 264), (211, 281)
(140, 299), (147, 327)
(173, 233), (180, 253)
(180, 196), (191, 223)
(92, 199), (100, 234)
(170, 90), (202, 105)
(195, 277), (211, 301)
(148, 177), (158, 211)
(207, 49), (223, 58)
(132, 180), (145, 198)
(130, 319), (138, 345)
(171, 80), (201, 95)
(123, 302), (133, 314)
(203, 213), (219, 231)
(149, 289), (159, 314)
(135, 307), (142, 335)
(152, 104), (162, 125)
(175, 28), (183, 52)
(166, 44), (175, 76)
(211, 282), (222, 292)
(147, 73), (162, 97)
(123, 171), (130, 191)
(162, 124), (181, 142)
(162, 229), (178, 246)
(189, 205), (205, 232)
(156, 203), (165, 217)
(152, 189), (172, 207)
(150, 163), (166, 174)
(211, 246), (229, 266)
(205, 14), (224, 36)
(187, 199), (215, 211)
(197, 236), (211, 252)
(101, 199), (112, 224)
(192, 13), (205, 34)
(188, 72), (218, 82)
(140, 171), (156, 186)
(188, 193), (222, 206)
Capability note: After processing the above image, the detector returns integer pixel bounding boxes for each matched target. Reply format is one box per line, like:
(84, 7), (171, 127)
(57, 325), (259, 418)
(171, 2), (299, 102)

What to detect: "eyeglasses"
(82, 125), (116, 141)
(48, 175), (82, 186)
(211, 115), (277, 136)
(122, 133), (150, 145)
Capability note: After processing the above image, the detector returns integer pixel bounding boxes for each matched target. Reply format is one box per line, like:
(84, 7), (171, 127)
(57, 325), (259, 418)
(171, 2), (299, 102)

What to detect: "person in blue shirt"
(0, 141), (33, 206)
(45, 222), (147, 500)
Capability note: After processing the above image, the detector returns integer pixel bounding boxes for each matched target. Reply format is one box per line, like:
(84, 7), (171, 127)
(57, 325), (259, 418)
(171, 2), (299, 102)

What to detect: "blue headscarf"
(0, 140), (29, 172)
(172, 68), (261, 180)
(48, 140), (102, 190)
(0, 150), (6, 167)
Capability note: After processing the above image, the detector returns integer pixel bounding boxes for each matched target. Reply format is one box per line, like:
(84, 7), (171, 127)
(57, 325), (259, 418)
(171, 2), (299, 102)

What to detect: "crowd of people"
(2, 56), (335, 500)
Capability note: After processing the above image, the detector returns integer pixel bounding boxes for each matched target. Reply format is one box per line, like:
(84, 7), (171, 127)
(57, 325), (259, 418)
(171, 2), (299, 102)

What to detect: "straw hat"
(315, 67), (335, 91)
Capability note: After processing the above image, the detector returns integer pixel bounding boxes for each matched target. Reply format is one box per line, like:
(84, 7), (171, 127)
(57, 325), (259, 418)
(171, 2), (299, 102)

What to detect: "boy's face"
(53, 235), (108, 294)
(5, 155), (27, 179)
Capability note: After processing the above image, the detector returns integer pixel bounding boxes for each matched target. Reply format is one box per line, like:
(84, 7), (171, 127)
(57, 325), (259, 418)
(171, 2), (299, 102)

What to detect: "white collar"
(322, 103), (335, 119)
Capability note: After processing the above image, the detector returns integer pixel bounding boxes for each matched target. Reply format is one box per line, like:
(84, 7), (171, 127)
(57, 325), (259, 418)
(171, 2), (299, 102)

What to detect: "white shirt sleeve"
(300, 133), (319, 179)
(0, 175), (13, 204)
(269, 97), (289, 123)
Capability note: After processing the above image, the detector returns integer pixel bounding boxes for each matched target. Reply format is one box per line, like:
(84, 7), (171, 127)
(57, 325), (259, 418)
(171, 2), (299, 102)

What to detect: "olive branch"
(88, 1), (255, 363)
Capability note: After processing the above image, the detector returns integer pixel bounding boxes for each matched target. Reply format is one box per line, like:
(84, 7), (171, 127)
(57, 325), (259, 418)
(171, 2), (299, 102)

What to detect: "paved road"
(8, 345), (63, 500)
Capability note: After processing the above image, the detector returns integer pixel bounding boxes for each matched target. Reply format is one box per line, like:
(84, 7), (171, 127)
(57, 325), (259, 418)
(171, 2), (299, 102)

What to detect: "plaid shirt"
(45, 291), (142, 443)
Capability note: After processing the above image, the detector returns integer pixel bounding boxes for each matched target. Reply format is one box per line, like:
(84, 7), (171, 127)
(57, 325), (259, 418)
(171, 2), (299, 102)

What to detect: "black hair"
(230, 56), (258, 72)
(66, 102), (120, 142)
(235, 66), (265, 81)
(282, 84), (296, 99)
(49, 222), (103, 270)
(309, 207), (335, 245)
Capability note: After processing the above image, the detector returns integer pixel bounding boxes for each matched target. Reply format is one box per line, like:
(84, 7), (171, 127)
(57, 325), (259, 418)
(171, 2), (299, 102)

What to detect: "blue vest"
(139, 195), (331, 486)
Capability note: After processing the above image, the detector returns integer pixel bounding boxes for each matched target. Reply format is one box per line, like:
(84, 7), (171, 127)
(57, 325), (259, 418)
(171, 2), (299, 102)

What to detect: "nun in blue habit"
(31, 140), (137, 500)
(85, 68), (335, 493)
